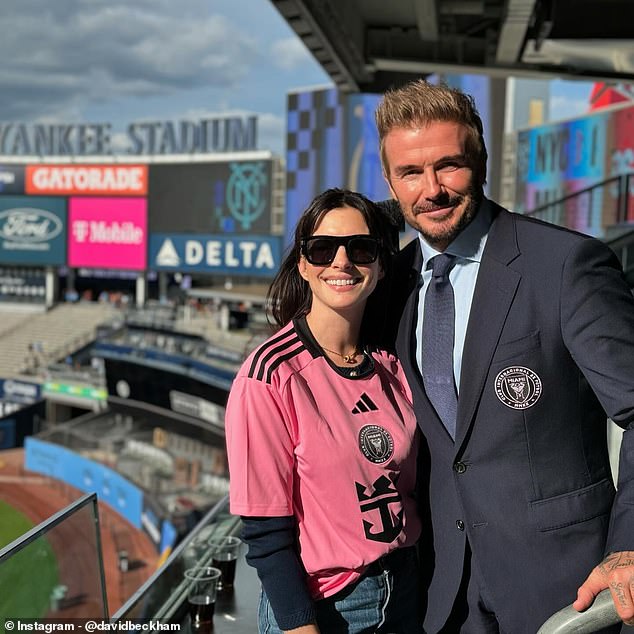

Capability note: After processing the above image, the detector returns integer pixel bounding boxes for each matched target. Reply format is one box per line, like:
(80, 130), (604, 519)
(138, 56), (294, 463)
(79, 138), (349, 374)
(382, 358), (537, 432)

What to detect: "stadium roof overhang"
(270, 0), (634, 92)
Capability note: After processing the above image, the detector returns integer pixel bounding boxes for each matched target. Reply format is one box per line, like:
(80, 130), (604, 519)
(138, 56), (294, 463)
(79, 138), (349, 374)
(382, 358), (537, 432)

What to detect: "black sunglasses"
(300, 234), (381, 266)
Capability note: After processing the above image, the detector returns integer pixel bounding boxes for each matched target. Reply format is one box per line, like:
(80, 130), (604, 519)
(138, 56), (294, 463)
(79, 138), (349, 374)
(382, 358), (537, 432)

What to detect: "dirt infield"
(0, 448), (160, 616)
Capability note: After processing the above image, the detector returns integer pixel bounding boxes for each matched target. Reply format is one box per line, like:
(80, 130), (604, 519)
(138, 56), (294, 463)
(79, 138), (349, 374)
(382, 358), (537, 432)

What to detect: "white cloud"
(0, 0), (331, 155)
(549, 95), (590, 122)
(256, 113), (285, 153)
(0, 0), (259, 120)
(270, 37), (312, 71)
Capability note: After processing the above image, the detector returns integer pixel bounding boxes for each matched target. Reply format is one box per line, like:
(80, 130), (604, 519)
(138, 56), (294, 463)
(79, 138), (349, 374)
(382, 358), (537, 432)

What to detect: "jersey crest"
(358, 424), (393, 463)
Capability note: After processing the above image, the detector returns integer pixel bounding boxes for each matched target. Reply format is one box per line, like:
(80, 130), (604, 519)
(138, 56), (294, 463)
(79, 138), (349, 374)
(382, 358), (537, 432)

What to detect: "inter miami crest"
(495, 365), (542, 409)
(358, 425), (394, 464)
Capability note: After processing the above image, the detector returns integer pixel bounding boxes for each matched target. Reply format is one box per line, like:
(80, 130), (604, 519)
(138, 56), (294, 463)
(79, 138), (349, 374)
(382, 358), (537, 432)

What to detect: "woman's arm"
(242, 516), (318, 631)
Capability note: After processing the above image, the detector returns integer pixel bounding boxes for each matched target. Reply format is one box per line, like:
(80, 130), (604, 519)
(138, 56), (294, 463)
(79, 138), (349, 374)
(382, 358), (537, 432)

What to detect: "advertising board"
(68, 197), (147, 270)
(26, 164), (148, 196)
(149, 233), (280, 277)
(0, 196), (66, 265)
(25, 437), (144, 528)
(0, 419), (16, 449)
(0, 165), (25, 195)
(0, 378), (41, 403)
(0, 268), (45, 303)
(148, 160), (272, 234)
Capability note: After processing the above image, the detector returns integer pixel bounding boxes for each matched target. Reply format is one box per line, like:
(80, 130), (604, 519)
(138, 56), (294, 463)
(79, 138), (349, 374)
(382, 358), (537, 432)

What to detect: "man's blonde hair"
(375, 79), (487, 187)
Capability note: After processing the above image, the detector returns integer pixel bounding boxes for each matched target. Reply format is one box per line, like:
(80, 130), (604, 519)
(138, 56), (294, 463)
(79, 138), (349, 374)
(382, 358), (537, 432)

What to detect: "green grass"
(0, 500), (34, 549)
(0, 501), (59, 619)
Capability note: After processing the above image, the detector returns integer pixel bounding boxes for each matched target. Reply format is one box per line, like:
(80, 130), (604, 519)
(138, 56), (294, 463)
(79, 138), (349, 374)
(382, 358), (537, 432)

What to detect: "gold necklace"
(320, 343), (360, 364)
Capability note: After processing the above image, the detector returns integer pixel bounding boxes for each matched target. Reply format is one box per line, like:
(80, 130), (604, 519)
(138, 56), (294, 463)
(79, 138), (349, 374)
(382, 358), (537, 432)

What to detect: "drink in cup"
(189, 594), (215, 623)
(184, 566), (221, 633)
(208, 536), (241, 590)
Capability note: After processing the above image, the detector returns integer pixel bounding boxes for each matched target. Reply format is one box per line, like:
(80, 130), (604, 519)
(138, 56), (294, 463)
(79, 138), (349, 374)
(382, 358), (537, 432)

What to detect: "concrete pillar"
(135, 273), (147, 308)
(487, 77), (507, 204)
(45, 266), (58, 308)
(158, 272), (169, 303)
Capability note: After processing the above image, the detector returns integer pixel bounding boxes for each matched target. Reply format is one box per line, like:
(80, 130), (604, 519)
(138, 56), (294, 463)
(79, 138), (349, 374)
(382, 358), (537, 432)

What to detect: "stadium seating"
(0, 303), (119, 379)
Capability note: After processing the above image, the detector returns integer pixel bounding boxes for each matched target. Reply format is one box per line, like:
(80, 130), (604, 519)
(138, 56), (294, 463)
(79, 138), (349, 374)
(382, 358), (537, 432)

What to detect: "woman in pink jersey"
(225, 188), (421, 633)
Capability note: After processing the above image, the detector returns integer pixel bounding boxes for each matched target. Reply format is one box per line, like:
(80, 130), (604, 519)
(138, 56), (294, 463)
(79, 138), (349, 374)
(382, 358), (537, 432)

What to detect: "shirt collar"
(417, 198), (494, 267)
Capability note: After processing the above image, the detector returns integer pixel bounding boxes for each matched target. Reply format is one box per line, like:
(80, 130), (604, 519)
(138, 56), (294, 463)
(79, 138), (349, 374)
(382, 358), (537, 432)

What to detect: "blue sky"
(0, 0), (596, 156)
(549, 79), (593, 121)
(0, 0), (331, 155)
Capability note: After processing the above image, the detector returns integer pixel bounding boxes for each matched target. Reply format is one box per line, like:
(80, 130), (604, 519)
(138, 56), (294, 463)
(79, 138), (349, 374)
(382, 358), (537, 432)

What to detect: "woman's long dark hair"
(267, 188), (398, 327)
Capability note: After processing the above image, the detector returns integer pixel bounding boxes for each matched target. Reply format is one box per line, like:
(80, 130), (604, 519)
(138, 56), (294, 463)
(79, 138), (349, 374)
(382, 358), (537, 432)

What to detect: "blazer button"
(454, 461), (467, 474)
(456, 519), (465, 531)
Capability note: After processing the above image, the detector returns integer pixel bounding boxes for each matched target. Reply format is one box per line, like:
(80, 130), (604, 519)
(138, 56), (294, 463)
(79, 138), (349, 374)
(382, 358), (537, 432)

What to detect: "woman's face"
(298, 205), (383, 318)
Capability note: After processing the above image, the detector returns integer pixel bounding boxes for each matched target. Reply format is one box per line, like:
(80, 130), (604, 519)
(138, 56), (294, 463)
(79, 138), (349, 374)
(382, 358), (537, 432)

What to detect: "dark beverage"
(188, 594), (215, 632)
(212, 552), (237, 589)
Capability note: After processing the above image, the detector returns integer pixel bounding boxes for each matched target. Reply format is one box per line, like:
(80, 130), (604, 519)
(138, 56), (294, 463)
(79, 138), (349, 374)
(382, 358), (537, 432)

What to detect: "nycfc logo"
(226, 162), (267, 230)
(495, 366), (542, 409)
(359, 425), (394, 464)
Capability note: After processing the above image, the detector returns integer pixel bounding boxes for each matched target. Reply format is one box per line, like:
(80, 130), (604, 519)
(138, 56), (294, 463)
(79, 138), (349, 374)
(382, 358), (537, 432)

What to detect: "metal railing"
(526, 173), (634, 239)
(524, 173), (634, 287)
(106, 494), (626, 632)
(538, 589), (619, 633)
(111, 494), (240, 623)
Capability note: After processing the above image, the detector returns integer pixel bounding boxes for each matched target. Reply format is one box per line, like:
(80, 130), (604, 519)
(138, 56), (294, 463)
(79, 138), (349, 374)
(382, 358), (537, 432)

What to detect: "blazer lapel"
(455, 207), (521, 449)
(396, 240), (423, 379)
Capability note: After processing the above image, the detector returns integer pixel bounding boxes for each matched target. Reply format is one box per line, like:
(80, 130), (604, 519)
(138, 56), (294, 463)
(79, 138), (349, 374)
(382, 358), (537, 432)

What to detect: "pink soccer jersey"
(226, 317), (421, 599)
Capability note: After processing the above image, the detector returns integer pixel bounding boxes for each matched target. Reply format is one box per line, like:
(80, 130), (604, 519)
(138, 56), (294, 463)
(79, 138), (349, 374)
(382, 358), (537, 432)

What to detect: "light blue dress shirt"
(415, 202), (494, 395)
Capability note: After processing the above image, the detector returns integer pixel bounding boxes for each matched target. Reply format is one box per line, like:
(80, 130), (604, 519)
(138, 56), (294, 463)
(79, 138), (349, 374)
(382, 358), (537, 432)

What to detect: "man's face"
(383, 121), (482, 251)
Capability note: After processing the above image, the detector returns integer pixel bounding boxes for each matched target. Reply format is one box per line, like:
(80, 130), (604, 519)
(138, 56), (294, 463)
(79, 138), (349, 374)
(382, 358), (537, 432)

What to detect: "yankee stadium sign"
(0, 115), (257, 157)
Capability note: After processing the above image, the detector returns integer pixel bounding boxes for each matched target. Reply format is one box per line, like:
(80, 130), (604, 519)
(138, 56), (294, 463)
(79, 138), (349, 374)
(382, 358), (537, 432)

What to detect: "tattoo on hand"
(610, 581), (628, 608)
(599, 553), (634, 575)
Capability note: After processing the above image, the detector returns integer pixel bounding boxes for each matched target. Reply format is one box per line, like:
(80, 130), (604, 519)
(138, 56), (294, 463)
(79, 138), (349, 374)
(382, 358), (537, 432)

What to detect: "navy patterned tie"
(422, 254), (457, 439)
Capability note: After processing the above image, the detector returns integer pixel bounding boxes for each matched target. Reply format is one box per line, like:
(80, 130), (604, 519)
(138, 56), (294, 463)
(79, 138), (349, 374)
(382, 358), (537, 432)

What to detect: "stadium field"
(0, 500), (59, 618)
(0, 448), (160, 614)
(0, 500), (33, 548)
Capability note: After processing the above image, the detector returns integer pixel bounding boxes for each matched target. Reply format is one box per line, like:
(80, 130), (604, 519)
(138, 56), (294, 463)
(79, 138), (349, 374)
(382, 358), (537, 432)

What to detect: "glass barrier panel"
(112, 496), (240, 621)
(0, 493), (107, 619)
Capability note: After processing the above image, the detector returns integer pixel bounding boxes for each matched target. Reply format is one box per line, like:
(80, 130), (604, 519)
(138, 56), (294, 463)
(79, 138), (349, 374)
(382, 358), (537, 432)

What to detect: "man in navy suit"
(373, 79), (634, 632)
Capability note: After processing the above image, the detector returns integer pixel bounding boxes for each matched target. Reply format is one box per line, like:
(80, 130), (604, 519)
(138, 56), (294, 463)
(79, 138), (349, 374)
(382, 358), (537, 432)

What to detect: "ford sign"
(0, 207), (63, 243)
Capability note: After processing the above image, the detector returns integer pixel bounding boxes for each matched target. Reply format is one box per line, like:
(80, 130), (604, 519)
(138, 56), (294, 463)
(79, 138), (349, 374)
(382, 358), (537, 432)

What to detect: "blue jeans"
(258, 547), (421, 633)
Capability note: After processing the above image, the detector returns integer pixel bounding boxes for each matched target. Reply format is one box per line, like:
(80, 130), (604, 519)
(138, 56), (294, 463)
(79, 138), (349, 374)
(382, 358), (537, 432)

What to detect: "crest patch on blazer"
(359, 425), (394, 463)
(495, 366), (542, 409)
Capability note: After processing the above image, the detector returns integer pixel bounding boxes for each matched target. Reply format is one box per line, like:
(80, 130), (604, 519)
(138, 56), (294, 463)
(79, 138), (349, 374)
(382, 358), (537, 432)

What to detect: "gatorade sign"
(26, 164), (148, 196)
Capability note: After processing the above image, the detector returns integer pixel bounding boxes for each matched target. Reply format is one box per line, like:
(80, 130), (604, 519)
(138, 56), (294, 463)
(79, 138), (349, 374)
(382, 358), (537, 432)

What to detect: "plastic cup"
(208, 536), (241, 590)
(184, 566), (222, 632)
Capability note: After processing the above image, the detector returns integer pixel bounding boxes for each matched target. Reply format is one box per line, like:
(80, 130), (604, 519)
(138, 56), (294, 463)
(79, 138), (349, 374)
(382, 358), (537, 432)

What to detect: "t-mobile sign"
(68, 197), (147, 270)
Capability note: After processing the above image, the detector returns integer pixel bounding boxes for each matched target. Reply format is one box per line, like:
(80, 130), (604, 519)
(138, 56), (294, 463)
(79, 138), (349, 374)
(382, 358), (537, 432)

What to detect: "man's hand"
(574, 551), (634, 625)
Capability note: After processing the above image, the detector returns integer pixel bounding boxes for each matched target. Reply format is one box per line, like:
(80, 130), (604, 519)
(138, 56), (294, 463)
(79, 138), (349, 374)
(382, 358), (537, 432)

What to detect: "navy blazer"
(372, 200), (634, 633)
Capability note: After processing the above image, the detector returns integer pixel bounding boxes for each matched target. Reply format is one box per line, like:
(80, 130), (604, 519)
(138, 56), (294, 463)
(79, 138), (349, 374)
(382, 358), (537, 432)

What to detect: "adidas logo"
(352, 393), (379, 414)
